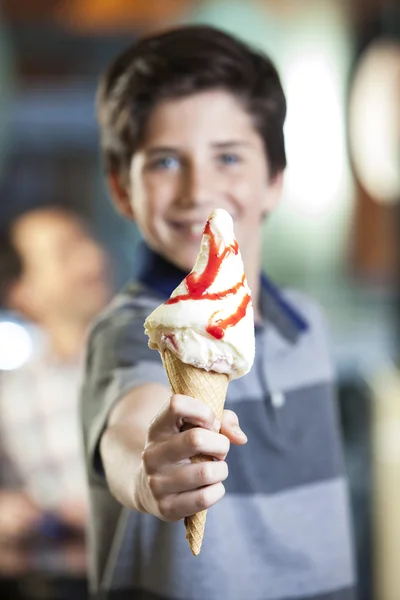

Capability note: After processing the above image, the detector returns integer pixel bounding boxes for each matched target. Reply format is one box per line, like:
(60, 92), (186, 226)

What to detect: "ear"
(107, 172), (135, 221)
(262, 171), (284, 215)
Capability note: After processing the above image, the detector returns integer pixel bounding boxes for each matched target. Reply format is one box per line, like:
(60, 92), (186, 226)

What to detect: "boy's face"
(118, 89), (282, 272)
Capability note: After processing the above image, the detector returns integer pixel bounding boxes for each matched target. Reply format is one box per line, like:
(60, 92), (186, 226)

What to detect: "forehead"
(142, 89), (260, 145)
(13, 212), (87, 259)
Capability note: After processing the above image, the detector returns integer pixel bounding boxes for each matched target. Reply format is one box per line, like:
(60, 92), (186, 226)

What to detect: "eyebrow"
(145, 141), (252, 156)
(211, 141), (253, 149)
(145, 146), (178, 157)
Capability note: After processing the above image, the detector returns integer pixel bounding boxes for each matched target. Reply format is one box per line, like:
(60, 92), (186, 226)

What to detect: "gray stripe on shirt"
(95, 586), (356, 600)
(225, 382), (344, 494)
(110, 478), (355, 600)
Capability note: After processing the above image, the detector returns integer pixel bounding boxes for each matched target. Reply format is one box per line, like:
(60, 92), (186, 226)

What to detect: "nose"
(178, 161), (215, 208)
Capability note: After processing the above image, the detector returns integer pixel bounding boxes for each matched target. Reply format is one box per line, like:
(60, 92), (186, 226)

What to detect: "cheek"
(33, 277), (57, 304)
(229, 160), (268, 200)
(233, 177), (267, 214)
(137, 176), (176, 219)
(50, 269), (69, 292)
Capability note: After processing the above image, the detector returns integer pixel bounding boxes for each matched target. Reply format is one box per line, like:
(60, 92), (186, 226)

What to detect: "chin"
(85, 288), (111, 315)
(162, 245), (197, 274)
(170, 255), (195, 273)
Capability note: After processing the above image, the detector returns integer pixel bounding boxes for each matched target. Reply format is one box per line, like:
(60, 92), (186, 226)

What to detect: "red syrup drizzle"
(165, 218), (251, 339)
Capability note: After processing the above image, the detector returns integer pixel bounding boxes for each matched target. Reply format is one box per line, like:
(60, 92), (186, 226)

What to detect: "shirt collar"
(135, 242), (308, 344)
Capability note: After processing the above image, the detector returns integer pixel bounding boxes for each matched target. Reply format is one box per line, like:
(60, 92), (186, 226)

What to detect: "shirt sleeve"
(80, 306), (169, 485)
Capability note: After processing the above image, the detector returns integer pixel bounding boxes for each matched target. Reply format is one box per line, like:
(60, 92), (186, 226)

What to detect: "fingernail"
(233, 426), (247, 440)
(213, 419), (221, 432)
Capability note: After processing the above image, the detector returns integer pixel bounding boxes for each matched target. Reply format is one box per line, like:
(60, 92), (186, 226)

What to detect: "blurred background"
(0, 1), (399, 599)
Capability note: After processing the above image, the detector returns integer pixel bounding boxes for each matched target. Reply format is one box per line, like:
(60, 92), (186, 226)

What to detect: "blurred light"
(56, 0), (192, 32)
(188, 0), (353, 281)
(283, 48), (346, 218)
(0, 321), (33, 370)
(349, 40), (400, 205)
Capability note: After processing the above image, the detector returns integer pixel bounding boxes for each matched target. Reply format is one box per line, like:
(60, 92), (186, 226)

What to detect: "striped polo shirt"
(81, 246), (356, 600)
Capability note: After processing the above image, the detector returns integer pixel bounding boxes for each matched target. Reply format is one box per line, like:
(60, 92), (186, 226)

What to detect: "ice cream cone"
(161, 348), (229, 555)
(145, 211), (254, 553)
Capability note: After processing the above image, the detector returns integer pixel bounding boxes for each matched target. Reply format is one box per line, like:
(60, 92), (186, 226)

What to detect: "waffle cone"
(161, 348), (229, 555)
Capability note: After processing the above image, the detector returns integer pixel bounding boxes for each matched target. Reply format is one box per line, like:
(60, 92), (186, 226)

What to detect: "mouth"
(169, 221), (206, 241)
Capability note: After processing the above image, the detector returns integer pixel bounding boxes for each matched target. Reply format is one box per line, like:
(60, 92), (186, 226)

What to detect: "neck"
(40, 317), (88, 361)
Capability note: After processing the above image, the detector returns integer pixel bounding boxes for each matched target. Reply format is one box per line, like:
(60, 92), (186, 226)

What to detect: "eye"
(218, 153), (241, 166)
(149, 156), (180, 171)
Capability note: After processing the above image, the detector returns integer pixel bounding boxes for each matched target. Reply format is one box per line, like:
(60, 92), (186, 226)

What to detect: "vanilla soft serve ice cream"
(144, 209), (255, 379)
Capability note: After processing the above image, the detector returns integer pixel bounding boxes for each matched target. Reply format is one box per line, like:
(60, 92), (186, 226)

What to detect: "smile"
(170, 221), (206, 238)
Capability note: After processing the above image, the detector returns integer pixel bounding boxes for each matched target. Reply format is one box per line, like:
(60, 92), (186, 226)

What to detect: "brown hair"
(97, 25), (287, 184)
(0, 226), (23, 308)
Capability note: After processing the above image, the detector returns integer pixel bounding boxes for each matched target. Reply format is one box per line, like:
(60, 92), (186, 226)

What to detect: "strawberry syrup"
(165, 219), (251, 339)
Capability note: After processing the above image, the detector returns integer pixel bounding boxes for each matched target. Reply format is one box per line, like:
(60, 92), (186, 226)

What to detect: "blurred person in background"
(0, 206), (112, 541)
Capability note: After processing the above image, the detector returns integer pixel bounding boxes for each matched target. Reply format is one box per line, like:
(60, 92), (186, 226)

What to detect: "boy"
(81, 25), (356, 600)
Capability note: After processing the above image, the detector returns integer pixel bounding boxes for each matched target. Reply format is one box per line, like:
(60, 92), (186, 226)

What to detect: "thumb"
(220, 409), (247, 444)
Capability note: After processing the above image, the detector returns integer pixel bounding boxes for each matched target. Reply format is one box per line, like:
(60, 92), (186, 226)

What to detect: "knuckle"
(223, 409), (236, 420)
(222, 436), (231, 455)
(147, 474), (160, 497)
(198, 462), (213, 485)
(195, 482), (225, 511)
(203, 405), (216, 424)
(223, 409), (238, 426)
(220, 461), (229, 480)
(141, 448), (151, 470)
(187, 428), (204, 452)
(169, 394), (181, 416)
(157, 498), (168, 519)
(141, 446), (154, 473)
(196, 486), (213, 511)
(158, 498), (174, 522)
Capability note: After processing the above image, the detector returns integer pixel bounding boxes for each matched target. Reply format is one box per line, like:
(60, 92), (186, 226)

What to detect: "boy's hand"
(135, 395), (247, 522)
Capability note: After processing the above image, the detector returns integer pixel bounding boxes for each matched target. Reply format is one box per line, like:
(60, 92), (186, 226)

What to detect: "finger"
(158, 482), (226, 521)
(163, 427), (230, 463)
(220, 409), (247, 444)
(143, 428), (230, 472)
(148, 460), (228, 497)
(148, 394), (220, 442)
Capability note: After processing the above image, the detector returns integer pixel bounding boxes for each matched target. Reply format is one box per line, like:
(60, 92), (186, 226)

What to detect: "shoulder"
(90, 282), (159, 335)
(281, 288), (334, 366)
(87, 282), (161, 347)
(282, 288), (331, 339)
(84, 281), (162, 374)
(265, 287), (335, 393)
